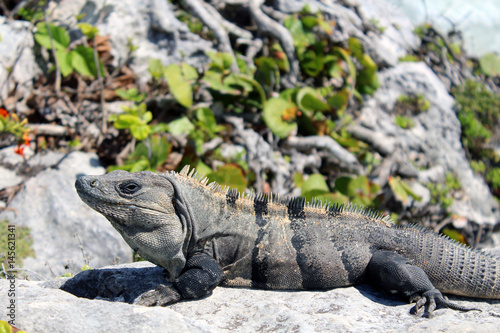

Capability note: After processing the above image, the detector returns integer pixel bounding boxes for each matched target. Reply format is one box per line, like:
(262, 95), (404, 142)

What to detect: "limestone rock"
(350, 62), (500, 226)
(0, 17), (41, 101)
(52, 0), (212, 84)
(1, 262), (499, 332)
(0, 151), (132, 278)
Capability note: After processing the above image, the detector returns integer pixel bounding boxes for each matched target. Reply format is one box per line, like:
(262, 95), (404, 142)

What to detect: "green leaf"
(335, 176), (371, 198)
(479, 52), (500, 77)
(442, 228), (467, 244)
(130, 123), (150, 140)
(271, 43), (290, 72)
(70, 45), (101, 78)
(56, 49), (73, 77)
(334, 176), (353, 196)
(357, 54), (379, 95)
(317, 16), (333, 35)
(279, 88), (299, 102)
(150, 135), (171, 170)
(305, 191), (348, 206)
(151, 123), (169, 133)
(202, 70), (225, 91)
(395, 115), (414, 129)
(206, 52), (233, 71)
(195, 160), (213, 176)
(302, 189), (329, 202)
(1, 319), (15, 333)
(296, 87), (330, 115)
(182, 63), (199, 80)
(114, 114), (142, 129)
(196, 107), (218, 133)
(350, 175), (370, 196)
(284, 15), (315, 50)
(142, 111), (153, 124)
(301, 16), (318, 29)
(399, 180), (422, 201)
(207, 164), (248, 192)
(168, 117), (194, 136)
(164, 63), (193, 108)
(255, 56), (279, 87)
(35, 22), (70, 51)
(302, 173), (329, 194)
(359, 53), (377, 71)
(130, 156), (151, 172)
(206, 51), (222, 69)
(221, 53), (234, 70)
(293, 172), (304, 188)
(300, 49), (324, 77)
(223, 74), (254, 94)
(327, 90), (348, 113)
(148, 59), (164, 80)
(334, 47), (356, 94)
(115, 88), (145, 102)
(348, 37), (364, 60)
(388, 176), (409, 204)
(399, 54), (420, 62)
(77, 22), (99, 39)
(262, 98), (298, 138)
(50, 23), (70, 48)
(233, 74), (266, 106)
(34, 33), (53, 50)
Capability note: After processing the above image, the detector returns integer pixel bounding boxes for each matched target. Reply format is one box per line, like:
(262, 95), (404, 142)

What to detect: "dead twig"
(27, 123), (68, 136)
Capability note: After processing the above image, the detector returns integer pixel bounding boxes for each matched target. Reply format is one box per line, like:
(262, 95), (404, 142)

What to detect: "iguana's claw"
(133, 284), (182, 306)
(409, 288), (481, 317)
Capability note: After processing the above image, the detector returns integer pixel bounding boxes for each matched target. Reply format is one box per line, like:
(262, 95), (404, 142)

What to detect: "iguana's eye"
(119, 181), (141, 194)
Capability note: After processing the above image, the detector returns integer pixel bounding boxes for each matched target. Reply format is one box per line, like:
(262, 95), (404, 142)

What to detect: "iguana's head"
(75, 170), (188, 281)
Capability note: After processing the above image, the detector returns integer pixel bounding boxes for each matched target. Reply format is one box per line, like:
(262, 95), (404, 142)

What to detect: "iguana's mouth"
(116, 203), (171, 216)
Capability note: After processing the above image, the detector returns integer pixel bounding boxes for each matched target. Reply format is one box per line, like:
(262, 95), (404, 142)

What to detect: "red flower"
(14, 144), (24, 157)
(0, 108), (8, 118)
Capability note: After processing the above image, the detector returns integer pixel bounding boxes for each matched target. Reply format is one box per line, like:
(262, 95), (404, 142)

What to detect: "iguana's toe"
(409, 288), (480, 317)
(133, 284), (181, 306)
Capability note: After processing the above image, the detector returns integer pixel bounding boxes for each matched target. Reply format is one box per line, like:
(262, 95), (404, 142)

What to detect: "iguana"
(75, 166), (500, 316)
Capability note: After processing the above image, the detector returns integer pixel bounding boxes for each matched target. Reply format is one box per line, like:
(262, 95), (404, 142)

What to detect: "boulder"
(0, 151), (132, 278)
(349, 62), (500, 226)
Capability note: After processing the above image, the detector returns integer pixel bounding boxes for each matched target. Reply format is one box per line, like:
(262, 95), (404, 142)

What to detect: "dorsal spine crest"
(169, 165), (393, 226)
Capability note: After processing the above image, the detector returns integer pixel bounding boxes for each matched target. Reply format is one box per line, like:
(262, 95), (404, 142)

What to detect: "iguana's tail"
(401, 225), (500, 299)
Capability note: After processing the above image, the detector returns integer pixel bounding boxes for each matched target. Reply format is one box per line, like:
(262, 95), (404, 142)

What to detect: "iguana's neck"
(165, 173), (254, 247)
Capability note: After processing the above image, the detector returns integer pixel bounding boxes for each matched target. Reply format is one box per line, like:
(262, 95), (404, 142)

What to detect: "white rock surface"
(0, 17), (40, 101)
(0, 151), (133, 278)
(0, 166), (23, 189)
(52, 0), (212, 84)
(1, 262), (499, 332)
(354, 0), (421, 66)
(350, 62), (500, 226)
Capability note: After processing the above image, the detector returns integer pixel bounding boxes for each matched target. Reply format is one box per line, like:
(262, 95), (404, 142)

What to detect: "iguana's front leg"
(366, 251), (478, 317)
(134, 253), (223, 306)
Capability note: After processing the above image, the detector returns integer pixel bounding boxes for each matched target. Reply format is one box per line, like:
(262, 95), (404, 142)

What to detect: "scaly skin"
(75, 166), (500, 316)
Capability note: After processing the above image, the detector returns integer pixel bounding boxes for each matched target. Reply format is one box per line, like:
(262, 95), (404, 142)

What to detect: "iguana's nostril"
(90, 180), (98, 187)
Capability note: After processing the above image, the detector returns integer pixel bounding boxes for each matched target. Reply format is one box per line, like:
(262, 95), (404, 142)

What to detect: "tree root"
(184, 0), (239, 73)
